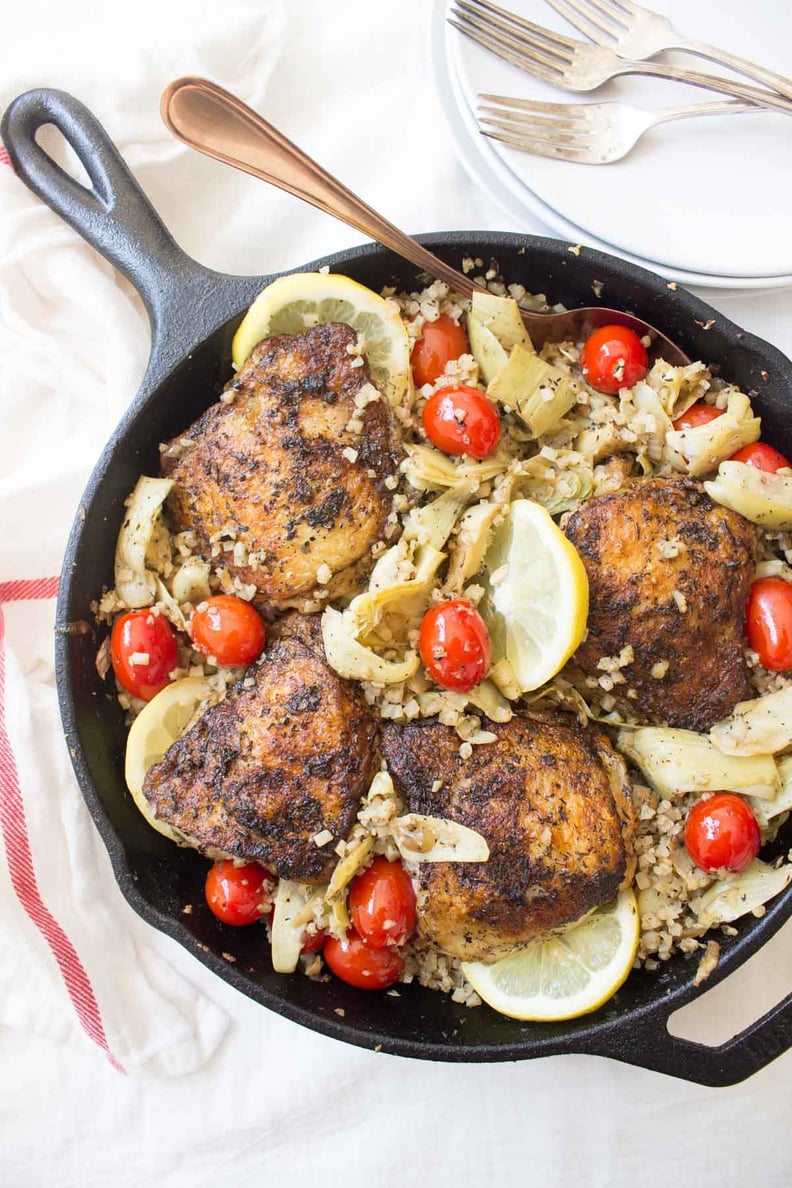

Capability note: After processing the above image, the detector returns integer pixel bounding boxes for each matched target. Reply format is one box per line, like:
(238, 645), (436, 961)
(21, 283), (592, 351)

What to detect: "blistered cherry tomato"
(422, 385), (500, 460)
(419, 599), (492, 693)
(671, 402), (724, 432)
(349, 857), (417, 948)
(411, 314), (470, 388)
(300, 929), (327, 956)
(729, 442), (792, 473)
(684, 793), (760, 874)
(323, 930), (404, 990)
(746, 577), (792, 671)
(191, 595), (266, 667)
(110, 608), (179, 702)
(205, 860), (276, 926)
(580, 324), (648, 395)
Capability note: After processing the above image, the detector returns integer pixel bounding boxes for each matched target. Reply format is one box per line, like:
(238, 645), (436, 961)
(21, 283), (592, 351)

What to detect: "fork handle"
(664, 38), (792, 103)
(651, 98), (762, 125)
(613, 59), (792, 115)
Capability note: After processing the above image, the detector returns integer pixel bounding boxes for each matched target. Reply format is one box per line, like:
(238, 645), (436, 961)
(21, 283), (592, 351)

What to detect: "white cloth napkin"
(0, 0), (287, 1076)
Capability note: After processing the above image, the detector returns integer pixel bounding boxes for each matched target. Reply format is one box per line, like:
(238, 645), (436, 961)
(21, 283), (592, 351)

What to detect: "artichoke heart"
(644, 358), (710, 419)
(667, 389), (760, 478)
(444, 501), (503, 592)
(402, 443), (512, 493)
(710, 686), (792, 757)
(704, 461), (792, 531)
(321, 606), (419, 684)
(488, 346), (581, 439)
(402, 482), (474, 550)
(694, 860), (792, 928)
(617, 726), (780, 799)
(466, 314), (509, 385)
(470, 290), (534, 355)
(114, 476), (174, 607)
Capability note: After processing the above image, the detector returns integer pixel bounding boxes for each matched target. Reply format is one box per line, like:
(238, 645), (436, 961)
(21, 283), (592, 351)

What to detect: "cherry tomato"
(580, 324), (649, 395)
(323, 930), (404, 990)
(411, 314), (470, 388)
(110, 608), (179, 702)
(300, 929), (327, 956)
(349, 857), (417, 948)
(191, 595), (266, 667)
(746, 577), (792, 671)
(205, 860), (276, 926)
(671, 402), (724, 432)
(419, 599), (492, 693)
(729, 442), (792, 473)
(684, 793), (760, 874)
(422, 385), (500, 460)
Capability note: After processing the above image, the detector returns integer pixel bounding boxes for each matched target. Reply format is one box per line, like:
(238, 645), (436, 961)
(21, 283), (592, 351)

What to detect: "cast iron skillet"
(4, 88), (792, 1086)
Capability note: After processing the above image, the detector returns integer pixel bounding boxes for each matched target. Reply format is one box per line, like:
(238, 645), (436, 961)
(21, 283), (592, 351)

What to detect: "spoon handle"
(161, 77), (477, 300)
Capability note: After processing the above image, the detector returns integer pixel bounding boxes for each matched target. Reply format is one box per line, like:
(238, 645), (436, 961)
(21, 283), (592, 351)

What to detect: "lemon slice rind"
(124, 677), (213, 843)
(461, 887), (639, 1022)
(231, 272), (411, 407)
(482, 498), (589, 694)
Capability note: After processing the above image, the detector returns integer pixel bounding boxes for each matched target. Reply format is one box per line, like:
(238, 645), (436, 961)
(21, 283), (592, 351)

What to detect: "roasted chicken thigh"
(564, 477), (758, 731)
(381, 713), (635, 963)
(162, 322), (402, 612)
(143, 615), (378, 882)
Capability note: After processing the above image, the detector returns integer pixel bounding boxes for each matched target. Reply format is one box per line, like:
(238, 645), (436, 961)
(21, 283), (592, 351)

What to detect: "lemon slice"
(462, 888), (640, 1021)
(481, 498), (588, 693)
(124, 677), (212, 841)
(231, 272), (412, 406)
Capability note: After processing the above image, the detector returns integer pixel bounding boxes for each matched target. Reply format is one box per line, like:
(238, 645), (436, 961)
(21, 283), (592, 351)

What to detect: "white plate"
(433, 0), (792, 288)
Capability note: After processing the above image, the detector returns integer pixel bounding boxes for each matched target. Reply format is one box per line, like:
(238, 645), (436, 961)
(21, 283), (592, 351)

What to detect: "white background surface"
(2, 1), (792, 1184)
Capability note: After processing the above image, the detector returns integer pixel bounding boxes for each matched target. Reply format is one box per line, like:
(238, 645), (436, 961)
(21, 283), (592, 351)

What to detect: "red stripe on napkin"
(0, 145), (12, 168)
(0, 580), (125, 1073)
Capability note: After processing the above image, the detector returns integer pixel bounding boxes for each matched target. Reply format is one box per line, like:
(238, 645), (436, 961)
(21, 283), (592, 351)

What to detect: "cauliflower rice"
(97, 259), (792, 1007)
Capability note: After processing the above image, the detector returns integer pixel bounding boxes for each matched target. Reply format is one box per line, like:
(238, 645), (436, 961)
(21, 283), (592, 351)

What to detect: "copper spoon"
(160, 76), (689, 365)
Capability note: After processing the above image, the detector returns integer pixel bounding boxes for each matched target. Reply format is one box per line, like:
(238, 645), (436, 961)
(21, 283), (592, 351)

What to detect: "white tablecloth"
(2, 1), (792, 1183)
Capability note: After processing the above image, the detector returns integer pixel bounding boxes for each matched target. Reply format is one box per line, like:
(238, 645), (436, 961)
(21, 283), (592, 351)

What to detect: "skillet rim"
(55, 230), (792, 1081)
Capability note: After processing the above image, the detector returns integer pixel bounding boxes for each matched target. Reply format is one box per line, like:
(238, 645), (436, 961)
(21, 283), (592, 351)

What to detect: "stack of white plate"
(432, 0), (792, 290)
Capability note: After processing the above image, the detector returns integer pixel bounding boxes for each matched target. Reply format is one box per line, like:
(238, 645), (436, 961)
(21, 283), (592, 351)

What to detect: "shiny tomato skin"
(110, 608), (179, 701)
(349, 857), (417, 948)
(580, 325), (648, 395)
(191, 595), (266, 667)
(411, 314), (470, 388)
(419, 599), (492, 693)
(300, 929), (327, 956)
(746, 578), (792, 671)
(729, 442), (792, 473)
(685, 794), (760, 874)
(205, 860), (276, 926)
(422, 385), (500, 460)
(672, 402), (724, 432)
(323, 930), (404, 990)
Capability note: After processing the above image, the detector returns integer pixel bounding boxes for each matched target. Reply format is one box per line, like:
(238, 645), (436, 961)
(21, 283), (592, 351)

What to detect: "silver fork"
(449, 0), (792, 115)
(478, 94), (759, 163)
(545, 0), (792, 101)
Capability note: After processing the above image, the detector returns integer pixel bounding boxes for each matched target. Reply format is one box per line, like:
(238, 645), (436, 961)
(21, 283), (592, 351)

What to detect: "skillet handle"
(1, 88), (220, 348)
(586, 988), (792, 1086)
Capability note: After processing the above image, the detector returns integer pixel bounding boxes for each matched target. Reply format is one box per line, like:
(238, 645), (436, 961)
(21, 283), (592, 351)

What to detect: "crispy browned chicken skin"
(162, 323), (402, 612)
(143, 616), (378, 882)
(565, 477), (758, 731)
(381, 714), (635, 963)
(567, 477), (759, 727)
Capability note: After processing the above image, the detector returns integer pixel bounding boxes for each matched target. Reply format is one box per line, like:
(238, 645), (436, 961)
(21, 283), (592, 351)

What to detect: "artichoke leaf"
(445, 501), (503, 592)
(466, 313), (509, 385)
(114, 476), (174, 608)
(704, 461), (792, 531)
(321, 607), (420, 684)
(391, 814), (490, 863)
(667, 390), (760, 478)
(710, 686), (792, 757)
(693, 860), (792, 928)
(471, 290), (534, 354)
(618, 726), (780, 799)
(488, 346), (581, 439)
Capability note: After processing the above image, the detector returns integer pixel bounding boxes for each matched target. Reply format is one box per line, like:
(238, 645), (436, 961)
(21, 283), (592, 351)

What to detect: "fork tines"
(449, 0), (578, 84)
